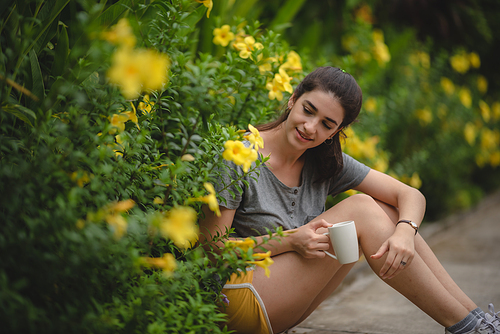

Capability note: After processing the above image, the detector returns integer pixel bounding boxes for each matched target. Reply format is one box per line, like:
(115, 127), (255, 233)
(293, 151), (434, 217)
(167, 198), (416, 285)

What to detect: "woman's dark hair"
(257, 66), (363, 182)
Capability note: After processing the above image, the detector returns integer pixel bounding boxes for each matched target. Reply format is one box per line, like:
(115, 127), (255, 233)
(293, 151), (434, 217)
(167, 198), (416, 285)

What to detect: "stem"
(179, 116), (200, 157)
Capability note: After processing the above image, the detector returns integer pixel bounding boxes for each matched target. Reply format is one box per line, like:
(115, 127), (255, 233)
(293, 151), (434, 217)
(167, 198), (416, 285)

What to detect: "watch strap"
(397, 219), (418, 235)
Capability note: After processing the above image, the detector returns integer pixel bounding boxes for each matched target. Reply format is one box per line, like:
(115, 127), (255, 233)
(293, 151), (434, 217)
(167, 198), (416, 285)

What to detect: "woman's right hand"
(288, 219), (332, 258)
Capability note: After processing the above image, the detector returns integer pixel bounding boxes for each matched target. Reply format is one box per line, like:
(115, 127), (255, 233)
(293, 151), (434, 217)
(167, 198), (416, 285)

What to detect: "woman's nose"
(304, 120), (317, 134)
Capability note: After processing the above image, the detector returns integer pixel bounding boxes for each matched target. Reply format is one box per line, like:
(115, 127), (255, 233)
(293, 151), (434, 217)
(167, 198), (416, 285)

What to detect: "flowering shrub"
(0, 0), (287, 332)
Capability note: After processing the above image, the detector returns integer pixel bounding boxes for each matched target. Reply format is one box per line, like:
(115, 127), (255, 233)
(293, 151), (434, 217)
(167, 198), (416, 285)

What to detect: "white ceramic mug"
(323, 220), (359, 264)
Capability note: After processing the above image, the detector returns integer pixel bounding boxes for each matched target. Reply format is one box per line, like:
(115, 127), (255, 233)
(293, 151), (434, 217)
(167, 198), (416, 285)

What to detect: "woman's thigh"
(252, 194), (385, 332)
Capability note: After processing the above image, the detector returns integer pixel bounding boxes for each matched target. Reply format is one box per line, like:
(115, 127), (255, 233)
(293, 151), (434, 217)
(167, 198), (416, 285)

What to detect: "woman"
(199, 67), (499, 334)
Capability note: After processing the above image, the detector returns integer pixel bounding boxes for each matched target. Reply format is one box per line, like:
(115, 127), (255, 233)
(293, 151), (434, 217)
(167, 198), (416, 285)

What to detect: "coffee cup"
(323, 220), (359, 264)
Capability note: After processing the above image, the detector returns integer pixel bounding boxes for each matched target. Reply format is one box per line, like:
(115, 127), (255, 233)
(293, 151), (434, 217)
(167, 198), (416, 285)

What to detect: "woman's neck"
(260, 125), (305, 168)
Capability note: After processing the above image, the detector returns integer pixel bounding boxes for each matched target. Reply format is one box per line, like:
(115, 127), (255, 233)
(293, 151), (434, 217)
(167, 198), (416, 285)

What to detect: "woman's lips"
(296, 128), (312, 142)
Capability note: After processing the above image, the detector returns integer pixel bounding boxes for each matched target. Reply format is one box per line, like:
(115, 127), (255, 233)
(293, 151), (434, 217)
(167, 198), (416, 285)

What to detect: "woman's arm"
(354, 169), (426, 278)
(199, 205), (331, 257)
(354, 169), (426, 229)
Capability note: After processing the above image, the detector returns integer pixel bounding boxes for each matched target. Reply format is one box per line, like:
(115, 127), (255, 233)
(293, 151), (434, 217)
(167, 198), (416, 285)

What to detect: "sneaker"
(445, 317), (497, 334)
(486, 303), (500, 331)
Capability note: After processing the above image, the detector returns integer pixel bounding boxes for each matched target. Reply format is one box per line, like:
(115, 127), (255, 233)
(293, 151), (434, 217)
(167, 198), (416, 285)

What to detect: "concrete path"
(291, 190), (500, 334)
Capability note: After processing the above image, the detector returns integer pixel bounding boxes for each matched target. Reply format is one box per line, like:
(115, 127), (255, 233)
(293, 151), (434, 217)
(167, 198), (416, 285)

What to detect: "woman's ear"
(331, 127), (344, 139)
(287, 93), (295, 110)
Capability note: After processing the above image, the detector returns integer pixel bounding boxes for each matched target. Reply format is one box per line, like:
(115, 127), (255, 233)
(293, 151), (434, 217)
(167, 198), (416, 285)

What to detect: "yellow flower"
(372, 30), (385, 44)
(107, 48), (170, 99)
(222, 140), (258, 173)
(342, 34), (359, 53)
(419, 52), (430, 69)
(107, 48), (142, 99)
(160, 206), (199, 249)
(108, 199), (136, 213)
(355, 4), (374, 23)
(181, 154), (195, 162)
(409, 172), (422, 189)
(195, 0), (213, 18)
(101, 18), (136, 48)
(479, 100), (491, 122)
(399, 173), (422, 189)
(464, 122), (477, 145)
(450, 52), (470, 74)
(213, 25), (235, 47)
(70, 170), (91, 188)
(415, 107), (433, 126)
(140, 49), (170, 92)
(266, 79), (284, 101)
(248, 251), (274, 277)
(409, 51), (430, 69)
(469, 52), (480, 68)
(109, 113), (129, 133)
(480, 128), (500, 151)
(105, 213), (128, 239)
(138, 94), (155, 114)
(371, 30), (391, 66)
(440, 77), (455, 96)
(344, 189), (359, 197)
(459, 87), (472, 108)
(364, 97), (377, 113)
(225, 238), (255, 252)
(353, 51), (371, 64)
(193, 182), (221, 217)
(76, 219), (85, 230)
(477, 75), (488, 95)
(266, 68), (293, 101)
(123, 102), (140, 129)
(280, 51), (302, 72)
(490, 151), (500, 167)
(492, 102), (500, 121)
(153, 197), (164, 205)
(233, 36), (264, 59)
(372, 155), (389, 173)
(244, 124), (264, 150)
(140, 253), (177, 276)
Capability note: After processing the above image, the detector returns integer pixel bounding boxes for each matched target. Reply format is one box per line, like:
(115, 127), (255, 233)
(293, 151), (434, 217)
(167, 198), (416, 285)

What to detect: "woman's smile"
(296, 128), (313, 142)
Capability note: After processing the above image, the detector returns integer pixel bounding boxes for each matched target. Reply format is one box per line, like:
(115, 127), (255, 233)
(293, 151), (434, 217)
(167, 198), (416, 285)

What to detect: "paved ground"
(290, 190), (500, 334)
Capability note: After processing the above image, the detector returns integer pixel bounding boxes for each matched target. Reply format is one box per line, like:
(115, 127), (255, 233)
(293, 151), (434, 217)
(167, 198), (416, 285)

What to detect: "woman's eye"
(303, 107), (312, 115)
(323, 122), (332, 130)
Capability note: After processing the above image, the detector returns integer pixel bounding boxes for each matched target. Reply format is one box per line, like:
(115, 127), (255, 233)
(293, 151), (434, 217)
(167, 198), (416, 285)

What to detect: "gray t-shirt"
(215, 150), (370, 238)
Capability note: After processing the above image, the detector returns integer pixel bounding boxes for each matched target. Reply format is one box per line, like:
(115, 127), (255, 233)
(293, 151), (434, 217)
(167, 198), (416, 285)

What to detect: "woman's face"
(285, 89), (345, 150)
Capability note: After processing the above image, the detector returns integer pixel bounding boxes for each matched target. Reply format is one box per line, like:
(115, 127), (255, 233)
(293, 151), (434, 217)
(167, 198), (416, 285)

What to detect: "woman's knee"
(338, 194), (383, 216)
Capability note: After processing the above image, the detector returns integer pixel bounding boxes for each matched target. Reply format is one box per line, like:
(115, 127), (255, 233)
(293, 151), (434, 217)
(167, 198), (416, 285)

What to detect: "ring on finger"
(400, 260), (407, 266)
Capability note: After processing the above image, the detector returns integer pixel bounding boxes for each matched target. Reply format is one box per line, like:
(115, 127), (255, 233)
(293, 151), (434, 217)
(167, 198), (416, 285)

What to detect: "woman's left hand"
(370, 229), (415, 279)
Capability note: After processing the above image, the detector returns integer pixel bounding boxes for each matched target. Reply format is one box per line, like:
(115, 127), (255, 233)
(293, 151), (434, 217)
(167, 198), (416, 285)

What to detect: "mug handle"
(323, 232), (338, 260)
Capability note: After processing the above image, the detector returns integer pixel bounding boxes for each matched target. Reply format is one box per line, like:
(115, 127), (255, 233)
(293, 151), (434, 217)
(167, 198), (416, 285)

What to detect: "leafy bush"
(0, 0), (291, 332)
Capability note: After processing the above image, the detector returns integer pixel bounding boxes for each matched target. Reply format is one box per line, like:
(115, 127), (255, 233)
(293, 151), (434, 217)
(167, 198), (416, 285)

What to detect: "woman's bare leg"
(375, 199), (478, 312)
(253, 194), (471, 333)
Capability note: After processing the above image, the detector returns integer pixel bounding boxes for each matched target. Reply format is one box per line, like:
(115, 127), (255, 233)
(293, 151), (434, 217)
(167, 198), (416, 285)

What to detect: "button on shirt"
(216, 151), (370, 238)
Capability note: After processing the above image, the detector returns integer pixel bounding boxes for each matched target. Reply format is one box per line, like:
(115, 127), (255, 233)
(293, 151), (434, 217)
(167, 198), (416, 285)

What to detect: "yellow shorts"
(219, 268), (273, 334)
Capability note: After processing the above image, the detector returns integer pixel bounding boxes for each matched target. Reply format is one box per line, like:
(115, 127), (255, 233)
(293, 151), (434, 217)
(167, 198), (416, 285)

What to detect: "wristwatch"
(397, 219), (418, 235)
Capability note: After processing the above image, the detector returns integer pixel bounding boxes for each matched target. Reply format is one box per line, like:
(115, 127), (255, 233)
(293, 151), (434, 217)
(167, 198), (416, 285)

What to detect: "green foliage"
(0, 0), (292, 332)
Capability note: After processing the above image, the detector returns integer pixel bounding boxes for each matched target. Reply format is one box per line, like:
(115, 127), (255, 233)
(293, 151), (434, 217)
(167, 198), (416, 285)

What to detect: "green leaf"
(269, 0), (307, 30)
(177, 4), (206, 38)
(1, 104), (37, 127)
(95, 0), (136, 27)
(51, 24), (69, 77)
(29, 49), (45, 103)
(23, 0), (70, 60)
